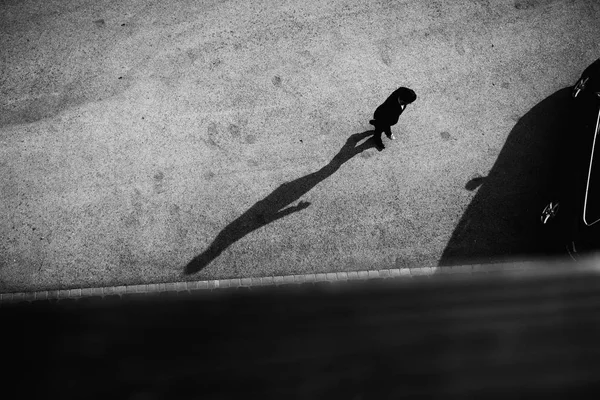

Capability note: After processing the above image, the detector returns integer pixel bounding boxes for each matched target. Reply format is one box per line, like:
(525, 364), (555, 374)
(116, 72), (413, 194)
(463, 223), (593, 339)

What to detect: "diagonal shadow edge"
(438, 87), (574, 266)
(184, 130), (378, 275)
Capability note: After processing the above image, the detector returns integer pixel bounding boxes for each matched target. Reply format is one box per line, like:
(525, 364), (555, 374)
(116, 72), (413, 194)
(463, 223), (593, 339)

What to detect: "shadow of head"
(465, 176), (486, 191)
(439, 87), (575, 266)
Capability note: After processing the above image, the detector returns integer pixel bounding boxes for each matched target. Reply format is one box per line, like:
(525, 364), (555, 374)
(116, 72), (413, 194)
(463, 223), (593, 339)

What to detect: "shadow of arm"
(267, 201), (311, 223)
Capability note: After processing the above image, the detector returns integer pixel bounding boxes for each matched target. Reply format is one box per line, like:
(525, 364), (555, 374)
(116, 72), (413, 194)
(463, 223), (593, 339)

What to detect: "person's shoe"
(374, 138), (385, 150)
(386, 132), (396, 140)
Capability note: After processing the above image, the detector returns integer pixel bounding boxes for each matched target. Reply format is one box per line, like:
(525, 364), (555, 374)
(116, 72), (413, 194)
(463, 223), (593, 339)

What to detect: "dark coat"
(373, 87), (408, 126)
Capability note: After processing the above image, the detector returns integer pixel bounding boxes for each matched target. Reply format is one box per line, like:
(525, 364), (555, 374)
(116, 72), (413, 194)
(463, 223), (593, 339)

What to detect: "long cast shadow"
(185, 130), (378, 274)
(439, 87), (575, 266)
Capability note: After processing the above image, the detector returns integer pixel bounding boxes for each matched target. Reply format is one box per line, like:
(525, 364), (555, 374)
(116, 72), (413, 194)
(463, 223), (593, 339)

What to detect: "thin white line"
(0, 264), (556, 303)
(583, 105), (600, 226)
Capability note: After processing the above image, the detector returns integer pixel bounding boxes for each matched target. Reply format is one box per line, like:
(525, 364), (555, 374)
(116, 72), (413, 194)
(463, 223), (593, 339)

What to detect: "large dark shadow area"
(4, 267), (600, 399)
(440, 87), (575, 266)
(184, 130), (378, 275)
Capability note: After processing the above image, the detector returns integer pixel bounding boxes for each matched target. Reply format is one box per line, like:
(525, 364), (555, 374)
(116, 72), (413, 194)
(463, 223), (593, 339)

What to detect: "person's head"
(397, 87), (417, 106)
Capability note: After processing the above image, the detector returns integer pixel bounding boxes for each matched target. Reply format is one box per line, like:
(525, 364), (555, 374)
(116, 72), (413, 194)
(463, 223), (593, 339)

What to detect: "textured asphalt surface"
(2, 0), (600, 292)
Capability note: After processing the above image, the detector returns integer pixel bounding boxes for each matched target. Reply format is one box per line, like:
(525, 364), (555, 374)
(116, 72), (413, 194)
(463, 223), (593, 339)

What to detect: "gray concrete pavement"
(1, 0), (600, 292)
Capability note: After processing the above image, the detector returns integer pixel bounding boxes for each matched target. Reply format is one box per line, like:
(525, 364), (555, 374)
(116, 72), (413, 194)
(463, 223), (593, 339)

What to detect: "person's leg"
(372, 125), (385, 149)
(384, 126), (395, 140)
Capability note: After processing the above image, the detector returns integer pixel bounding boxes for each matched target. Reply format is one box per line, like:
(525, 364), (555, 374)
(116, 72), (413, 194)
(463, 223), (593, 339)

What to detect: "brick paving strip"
(0, 261), (593, 304)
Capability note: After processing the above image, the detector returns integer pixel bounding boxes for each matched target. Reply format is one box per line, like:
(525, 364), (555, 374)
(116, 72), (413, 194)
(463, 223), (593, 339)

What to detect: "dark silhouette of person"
(370, 87), (417, 149)
(184, 131), (377, 275)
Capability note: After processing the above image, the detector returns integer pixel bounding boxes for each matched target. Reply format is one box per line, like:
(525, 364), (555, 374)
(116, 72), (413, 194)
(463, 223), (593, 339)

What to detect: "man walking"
(370, 87), (417, 149)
